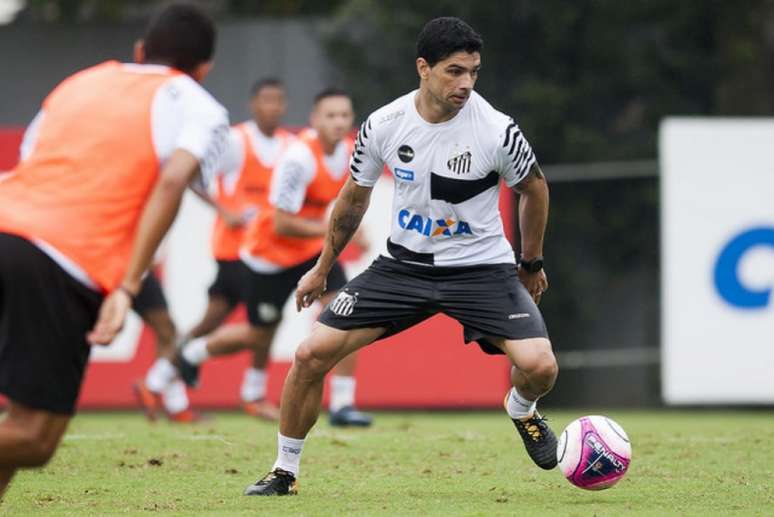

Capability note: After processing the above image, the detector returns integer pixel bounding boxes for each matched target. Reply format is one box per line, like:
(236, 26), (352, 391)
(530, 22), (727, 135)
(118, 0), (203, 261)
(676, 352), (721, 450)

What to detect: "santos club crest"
(329, 290), (359, 317)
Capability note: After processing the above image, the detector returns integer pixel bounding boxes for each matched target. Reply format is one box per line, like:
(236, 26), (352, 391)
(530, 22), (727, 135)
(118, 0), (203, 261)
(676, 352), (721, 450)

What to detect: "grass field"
(3, 410), (773, 516)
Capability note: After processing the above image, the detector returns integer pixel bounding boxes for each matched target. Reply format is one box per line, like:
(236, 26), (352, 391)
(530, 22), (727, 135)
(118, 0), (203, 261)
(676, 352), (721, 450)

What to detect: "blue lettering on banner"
(394, 167), (415, 181)
(396, 209), (473, 238)
(713, 226), (774, 309)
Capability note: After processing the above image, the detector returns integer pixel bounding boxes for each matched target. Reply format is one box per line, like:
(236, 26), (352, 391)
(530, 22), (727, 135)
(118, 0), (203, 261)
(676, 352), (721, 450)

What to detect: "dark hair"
(313, 87), (350, 105)
(416, 17), (483, 66)
(143, 3), (216, 74)
(250, 77), (285, 96)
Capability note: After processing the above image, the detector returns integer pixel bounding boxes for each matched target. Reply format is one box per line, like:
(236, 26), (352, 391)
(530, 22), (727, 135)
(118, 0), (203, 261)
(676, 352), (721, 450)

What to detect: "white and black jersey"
(350, 89), (536, 267)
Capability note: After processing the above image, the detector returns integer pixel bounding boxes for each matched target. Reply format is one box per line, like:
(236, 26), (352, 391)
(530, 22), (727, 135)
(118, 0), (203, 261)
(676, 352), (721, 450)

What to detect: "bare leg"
(493, 337), (558, 400)
(279, 324), (385, 439)
(141, 308), (178, 360)
(188, 296), (234, 339)
(314, 292), (361, 378)
(0, 400), (71, 498)
(205, 323), (276, 358)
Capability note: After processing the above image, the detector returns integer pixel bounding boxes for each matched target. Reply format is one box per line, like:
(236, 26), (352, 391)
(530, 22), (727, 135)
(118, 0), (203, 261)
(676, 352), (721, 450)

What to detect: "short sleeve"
(214, 128), (245, 195)
(496, 119), (537, 187)
(152, 75), (230, 187)
(268, 143), (316, 214)
(349, 117), (382, 187)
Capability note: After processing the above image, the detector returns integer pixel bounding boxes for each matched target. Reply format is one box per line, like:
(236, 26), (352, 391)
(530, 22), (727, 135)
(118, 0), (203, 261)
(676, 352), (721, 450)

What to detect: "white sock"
(329, 375), (356, 413)
(145, 357), (176, 393)
(272, 433), (305, 477)
(162, 379), (190, 414)
(182, 337), (209, 365)
(240, 368), (267, 402)
(506, 387), (537, 419)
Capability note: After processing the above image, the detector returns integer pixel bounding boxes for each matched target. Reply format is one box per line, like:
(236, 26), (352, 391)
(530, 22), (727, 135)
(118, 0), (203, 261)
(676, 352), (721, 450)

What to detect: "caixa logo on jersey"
(713, 226), (774, 309)
(397, 209), (472, 237)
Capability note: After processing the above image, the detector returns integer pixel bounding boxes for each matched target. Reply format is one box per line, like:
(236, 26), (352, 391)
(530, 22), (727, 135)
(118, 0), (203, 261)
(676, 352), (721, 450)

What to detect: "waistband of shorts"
(375, 254), (515, 277)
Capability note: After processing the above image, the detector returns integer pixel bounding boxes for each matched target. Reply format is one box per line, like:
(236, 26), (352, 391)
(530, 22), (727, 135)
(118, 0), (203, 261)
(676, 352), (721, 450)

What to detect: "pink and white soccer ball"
(556, 415), (631, 490)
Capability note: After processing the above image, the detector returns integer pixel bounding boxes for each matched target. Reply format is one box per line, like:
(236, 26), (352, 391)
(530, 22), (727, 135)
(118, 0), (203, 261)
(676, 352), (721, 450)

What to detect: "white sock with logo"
(181, 337), (209, 365)
(329, 375), (356, 413)
(162, 379), (190, 414)
(145, 357), (176, 393)
(273, 433), (305, 477)
(506, 387), (537, 420)
(241, 368), (267, 403)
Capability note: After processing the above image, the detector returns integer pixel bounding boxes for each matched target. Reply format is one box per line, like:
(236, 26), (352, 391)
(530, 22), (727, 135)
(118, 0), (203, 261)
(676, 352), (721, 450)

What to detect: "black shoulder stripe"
(362, 120), (369, 139)
(430, 171), (500, 204)
(502, 120), (517, 148)
(353, 156), (362, 165)
(508, 133), (521, 157)
(351, 164), (360, 174)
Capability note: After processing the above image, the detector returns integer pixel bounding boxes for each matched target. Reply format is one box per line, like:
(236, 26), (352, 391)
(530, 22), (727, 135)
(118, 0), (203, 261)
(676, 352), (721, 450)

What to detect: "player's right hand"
(295, 266), (328, 311)
(87, 288), (132, 345)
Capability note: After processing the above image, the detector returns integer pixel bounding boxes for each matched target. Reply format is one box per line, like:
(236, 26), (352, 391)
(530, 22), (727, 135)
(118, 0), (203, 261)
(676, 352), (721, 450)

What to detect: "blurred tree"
(322, 0), (774, 163)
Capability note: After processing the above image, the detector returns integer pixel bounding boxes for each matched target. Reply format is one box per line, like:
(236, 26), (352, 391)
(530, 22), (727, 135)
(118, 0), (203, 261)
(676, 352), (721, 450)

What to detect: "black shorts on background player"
(319, 255), (548, 354)
(0, 233), (103, 414)
(246, 255), (347, 327)
(132, 271), (168, 315)
(208, 259), (250, 308)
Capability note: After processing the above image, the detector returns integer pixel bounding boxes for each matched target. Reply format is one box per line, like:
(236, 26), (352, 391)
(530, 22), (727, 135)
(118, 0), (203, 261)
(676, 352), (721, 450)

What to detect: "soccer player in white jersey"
(245, 17), (558, 496)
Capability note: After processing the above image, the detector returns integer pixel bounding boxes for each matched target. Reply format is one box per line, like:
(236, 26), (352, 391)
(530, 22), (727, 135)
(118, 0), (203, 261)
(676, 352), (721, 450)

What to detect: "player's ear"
(416, 58), (430, 81)
(133, 40), (145, 64)
(191, 61), (213, 83)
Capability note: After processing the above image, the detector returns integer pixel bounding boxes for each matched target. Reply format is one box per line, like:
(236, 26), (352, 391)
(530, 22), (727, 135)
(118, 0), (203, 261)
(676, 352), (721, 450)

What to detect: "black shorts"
(208, 259), (249, 307)
(245, 255), (348, 327)
(0, 233), (103, 414)
(132, 271), (168, 315)
(319, 255), (548, 354)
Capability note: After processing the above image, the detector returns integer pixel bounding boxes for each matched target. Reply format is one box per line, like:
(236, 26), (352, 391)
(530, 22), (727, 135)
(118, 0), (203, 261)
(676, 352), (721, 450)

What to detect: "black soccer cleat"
(329, 406), (373, 427)
(173, 349), (200, 388)
(243, 468), (298, 496)
(510, 411), (558, 470)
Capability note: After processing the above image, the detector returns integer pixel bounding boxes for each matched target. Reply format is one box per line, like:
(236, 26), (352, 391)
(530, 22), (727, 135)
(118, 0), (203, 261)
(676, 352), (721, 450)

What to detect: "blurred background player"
(163, 89), (374, 427)
(0, 3), (227, 497)
(138, 78), (294, 421)
(132, 269), (198, 423)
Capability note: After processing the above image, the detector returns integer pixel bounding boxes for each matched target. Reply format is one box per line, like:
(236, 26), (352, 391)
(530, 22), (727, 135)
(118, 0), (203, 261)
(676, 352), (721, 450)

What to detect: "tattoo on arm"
(325, 181), (370, 260)
(329, 211), (362, 257)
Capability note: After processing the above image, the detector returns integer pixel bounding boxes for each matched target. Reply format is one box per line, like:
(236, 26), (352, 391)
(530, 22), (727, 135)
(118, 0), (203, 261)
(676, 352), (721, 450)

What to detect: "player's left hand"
(518, 268), (548, 305)
(87, 288), (133, 345)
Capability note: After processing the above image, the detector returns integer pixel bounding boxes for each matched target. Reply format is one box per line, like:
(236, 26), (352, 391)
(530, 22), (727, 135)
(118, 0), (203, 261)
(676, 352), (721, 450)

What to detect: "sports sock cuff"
(506, 387), (538, 419)
(181, 337), (209, 365)
(273, 432), (305, 477)
(145, 357), (176, 392)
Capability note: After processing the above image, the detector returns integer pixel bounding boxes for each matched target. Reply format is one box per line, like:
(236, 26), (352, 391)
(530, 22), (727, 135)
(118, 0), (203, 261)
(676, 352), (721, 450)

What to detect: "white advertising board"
(661, 118), (774, 404)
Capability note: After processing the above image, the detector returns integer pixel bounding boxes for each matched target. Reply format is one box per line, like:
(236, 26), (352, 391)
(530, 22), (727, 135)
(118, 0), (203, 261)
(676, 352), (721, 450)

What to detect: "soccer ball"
(556, 415), (631, 490)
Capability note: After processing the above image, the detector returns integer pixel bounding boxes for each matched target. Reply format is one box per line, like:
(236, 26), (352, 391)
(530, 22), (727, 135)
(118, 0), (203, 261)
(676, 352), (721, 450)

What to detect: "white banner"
(660, 118), (774, 404)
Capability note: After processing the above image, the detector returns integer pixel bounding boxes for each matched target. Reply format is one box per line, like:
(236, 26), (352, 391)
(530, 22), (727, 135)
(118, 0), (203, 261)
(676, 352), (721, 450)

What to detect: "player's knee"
(19, 431), (59, 467)
(293, 342), (331, 379)
(532, 349), (558, 391)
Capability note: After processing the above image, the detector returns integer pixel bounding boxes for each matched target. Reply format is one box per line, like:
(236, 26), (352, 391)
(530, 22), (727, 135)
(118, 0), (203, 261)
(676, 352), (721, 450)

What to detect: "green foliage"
(323, 0), (774, 162)
(5, 411), (774, 514)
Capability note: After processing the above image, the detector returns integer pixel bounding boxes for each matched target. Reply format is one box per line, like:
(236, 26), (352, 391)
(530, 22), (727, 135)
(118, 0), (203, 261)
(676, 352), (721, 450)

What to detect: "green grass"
(3, 410), (773, 516)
